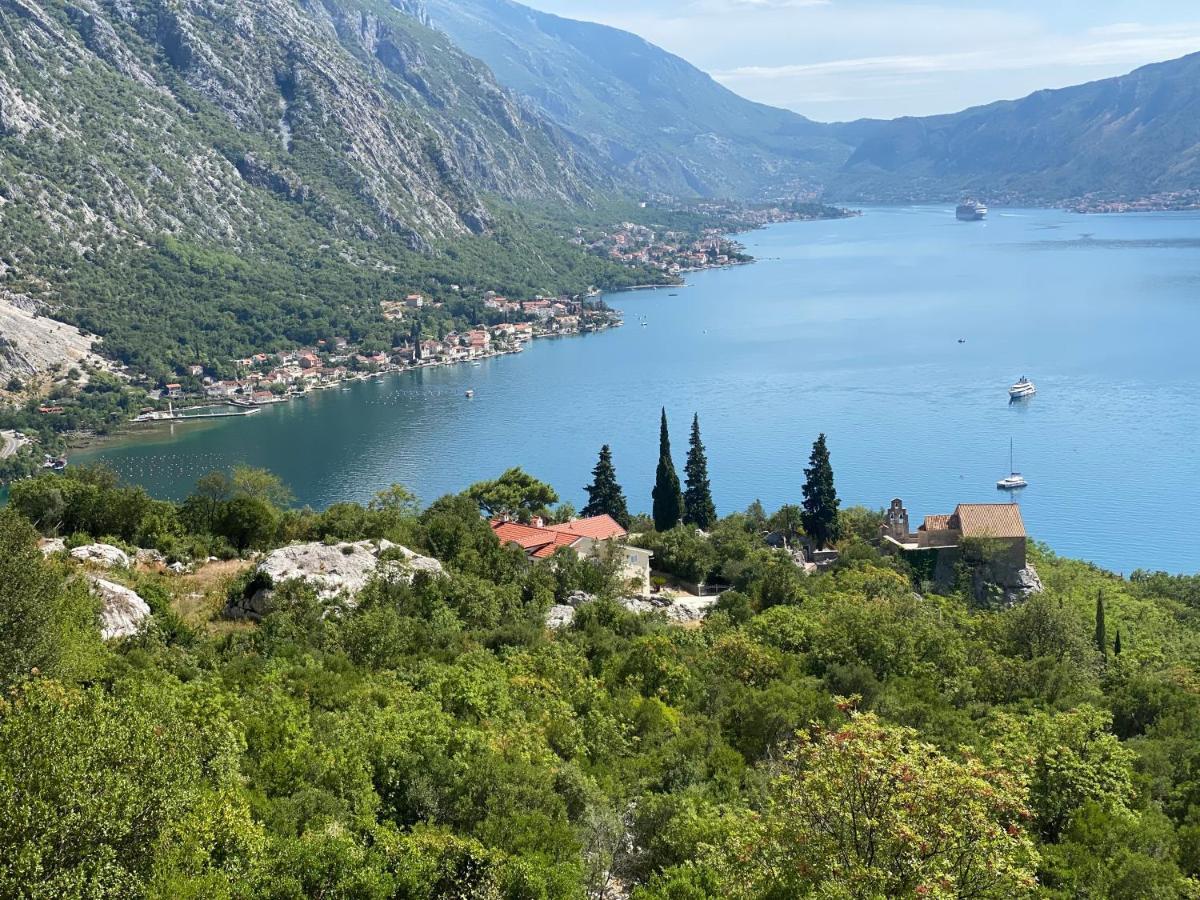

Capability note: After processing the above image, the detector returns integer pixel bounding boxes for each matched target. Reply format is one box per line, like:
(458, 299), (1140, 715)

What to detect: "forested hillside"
(0, 0), (634, 376)
(3, 462), (1199, 897)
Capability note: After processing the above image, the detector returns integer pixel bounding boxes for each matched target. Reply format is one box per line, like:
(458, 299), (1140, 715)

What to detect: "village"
(574, 221), (751, 274)
(145, 291), (621, 414)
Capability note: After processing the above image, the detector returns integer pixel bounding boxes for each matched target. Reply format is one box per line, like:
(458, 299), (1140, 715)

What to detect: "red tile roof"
(951, 504), (1026, 539)
(491, 521), (581, 558)
(544, 514), (627, 542)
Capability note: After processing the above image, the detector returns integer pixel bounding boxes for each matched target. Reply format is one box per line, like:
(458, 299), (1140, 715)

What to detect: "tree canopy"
(582, 444), (631, 529)
(651, 409), (683, 532)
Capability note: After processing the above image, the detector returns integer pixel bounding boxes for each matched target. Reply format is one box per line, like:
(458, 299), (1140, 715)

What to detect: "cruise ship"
(956, 200), (988, 221)
(1008, 376), (1036, 399)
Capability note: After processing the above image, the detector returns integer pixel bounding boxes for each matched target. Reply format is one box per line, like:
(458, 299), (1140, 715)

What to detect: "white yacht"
(997, 439), (1028, 490)
(1008, 376), (1036, 399)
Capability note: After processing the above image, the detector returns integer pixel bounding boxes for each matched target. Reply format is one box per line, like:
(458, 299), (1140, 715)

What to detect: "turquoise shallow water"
(76, 206), (1200, 574)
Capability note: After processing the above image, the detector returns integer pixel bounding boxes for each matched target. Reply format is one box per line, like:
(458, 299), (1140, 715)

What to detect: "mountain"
(0, 0), (607, 251)
(421, 0), (851, 199)
(833, 52), (1200, 202)
(0, 0), (627, 375)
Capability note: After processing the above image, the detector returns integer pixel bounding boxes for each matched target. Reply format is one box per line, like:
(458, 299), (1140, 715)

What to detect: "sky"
(520, 1), (1200, 121)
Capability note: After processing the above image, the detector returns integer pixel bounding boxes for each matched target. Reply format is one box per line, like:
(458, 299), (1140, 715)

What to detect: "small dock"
(134, 406), (262, 423)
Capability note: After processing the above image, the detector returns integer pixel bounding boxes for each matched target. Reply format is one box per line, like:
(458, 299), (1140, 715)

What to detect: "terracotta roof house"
(546, 514), (627, 542)
(491, 515), (652, 593)
(880, 498), (1035, 600)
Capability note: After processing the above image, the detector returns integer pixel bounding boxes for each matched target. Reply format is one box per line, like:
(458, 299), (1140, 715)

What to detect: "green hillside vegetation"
(2, 463), (1200, 896)
(0, 0), (648, 379)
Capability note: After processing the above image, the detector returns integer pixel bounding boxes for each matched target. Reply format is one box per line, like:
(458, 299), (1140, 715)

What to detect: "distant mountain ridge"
(420, 0), (1200, 205)
(421, 0), (851, 199)
(832, 52), (1200, 202)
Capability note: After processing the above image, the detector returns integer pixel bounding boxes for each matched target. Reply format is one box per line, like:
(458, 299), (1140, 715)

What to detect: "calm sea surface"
(76, 206), (1200, 574)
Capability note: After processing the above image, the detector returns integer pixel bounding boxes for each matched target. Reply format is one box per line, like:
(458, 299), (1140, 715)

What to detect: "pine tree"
(582, 444), (631, 529)
(1114, 627), (1122, 656)
(651, 408), (683, 532)
(683, 414), (717, 530)
(801, 433), (841, 549)
(1095, 592), (1107, 655)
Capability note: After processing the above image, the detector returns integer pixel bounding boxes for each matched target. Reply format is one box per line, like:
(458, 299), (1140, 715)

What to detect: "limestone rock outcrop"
(89, 575), (151, 640)
(70, 543), (131, 569)
(225, 539), (443, 620)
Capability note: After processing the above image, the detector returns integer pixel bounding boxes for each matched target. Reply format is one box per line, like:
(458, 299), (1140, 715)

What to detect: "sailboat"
(996, 438), (1028, 490)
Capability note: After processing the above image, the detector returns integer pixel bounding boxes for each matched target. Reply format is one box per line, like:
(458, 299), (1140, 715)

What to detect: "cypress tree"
(1114, 627), (1122, 656)
(582, 444), (631, 529)
(1095, 592), (1107, 655)
(801, 433), (841, 549)
(651, 408), (683, 532)
(683, 414), (717, 530)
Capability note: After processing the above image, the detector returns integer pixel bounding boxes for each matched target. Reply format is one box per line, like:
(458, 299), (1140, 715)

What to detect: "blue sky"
(523, 1), (1200, 120)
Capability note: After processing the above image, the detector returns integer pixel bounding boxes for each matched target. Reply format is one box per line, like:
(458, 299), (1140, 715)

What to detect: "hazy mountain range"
(424, 0), (1200, 204)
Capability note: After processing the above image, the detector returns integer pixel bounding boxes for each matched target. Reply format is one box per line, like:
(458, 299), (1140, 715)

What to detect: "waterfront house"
(298, 352), (321, 369)
(467, 329), (491, 352)
(491, 515), (653, 594)
(164, 383), (183, 398)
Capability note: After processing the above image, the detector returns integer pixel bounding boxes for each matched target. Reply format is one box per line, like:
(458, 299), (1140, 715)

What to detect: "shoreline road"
(0, 429), (28, 459)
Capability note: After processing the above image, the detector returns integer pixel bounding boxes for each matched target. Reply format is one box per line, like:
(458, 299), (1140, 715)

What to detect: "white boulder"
(226, 539), (443, 620)
(545, 604), (576, 630)
(70, 543), (131, 569)
(88, 576), (151, 641)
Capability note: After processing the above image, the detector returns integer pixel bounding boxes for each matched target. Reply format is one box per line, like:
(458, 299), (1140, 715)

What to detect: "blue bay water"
(76, 206), (1200, 574)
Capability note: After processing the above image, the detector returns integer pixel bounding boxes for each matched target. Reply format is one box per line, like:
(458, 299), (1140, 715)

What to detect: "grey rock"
(88, 575), (151, 640)
(225, 539), (443, 620)
(545, 604), (575, 630)
(70, 543), (131, 569)
(564, 590), (595, 608)
(39, 537), (66, 556)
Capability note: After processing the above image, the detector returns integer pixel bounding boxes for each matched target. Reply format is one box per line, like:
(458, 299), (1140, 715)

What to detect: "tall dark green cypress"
(651, 408), (683, 532)
(1114, 627), (1122, 656)
(801, 433), (841, 549)
(1095, 592), (1108, 655)
(683, 414), (717, 530)
(582, 444), (631, 529)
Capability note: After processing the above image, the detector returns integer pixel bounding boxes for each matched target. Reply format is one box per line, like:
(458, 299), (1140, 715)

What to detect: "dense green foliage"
(682, 414), (716, 530)
(2, 463), (1200, 897)
(582, 445), (631, 530)
(801, 433), (841, 549)
(652, 409), (684, 533)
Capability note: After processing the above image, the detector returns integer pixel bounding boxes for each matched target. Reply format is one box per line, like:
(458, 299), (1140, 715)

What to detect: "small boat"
(997, 439), (1028, 490)
(957, 338), (966, 344)
(1008, 376), (1036, 399)
(471, 362), (482, 367)
(464, 389), (475, 398)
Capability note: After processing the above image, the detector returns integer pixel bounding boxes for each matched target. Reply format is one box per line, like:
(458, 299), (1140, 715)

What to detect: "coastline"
(65, 208), (853, 457)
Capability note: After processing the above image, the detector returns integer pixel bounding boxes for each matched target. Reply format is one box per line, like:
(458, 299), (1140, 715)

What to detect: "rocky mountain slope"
(422, 0), (851, 199)
(0, 0), (617, 375)
(832, 52), (1200, 202)
(0, 0), (606, 247)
